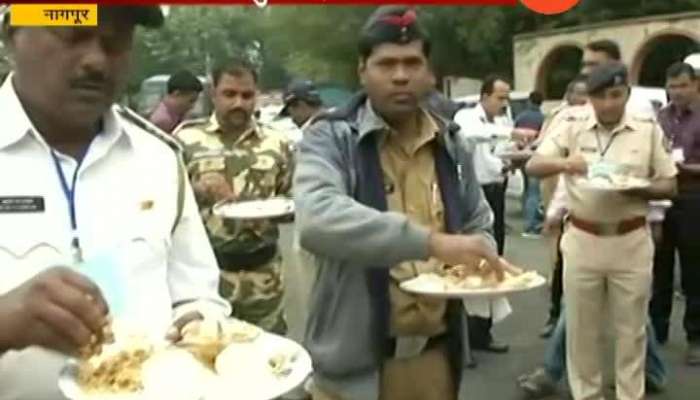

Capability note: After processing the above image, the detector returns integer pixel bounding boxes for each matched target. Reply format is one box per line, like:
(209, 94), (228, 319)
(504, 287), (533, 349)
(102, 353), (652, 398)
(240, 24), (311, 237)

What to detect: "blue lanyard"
(50, 150), (85, 264)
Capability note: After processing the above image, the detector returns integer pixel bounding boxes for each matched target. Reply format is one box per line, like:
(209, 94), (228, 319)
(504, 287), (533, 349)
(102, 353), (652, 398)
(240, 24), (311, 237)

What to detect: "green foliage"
(127, 3), (700, 94)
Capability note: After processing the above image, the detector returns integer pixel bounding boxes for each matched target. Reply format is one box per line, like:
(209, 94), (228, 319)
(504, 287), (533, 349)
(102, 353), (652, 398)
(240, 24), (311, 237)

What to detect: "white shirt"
(454, 104), (514, 185)
(0, 76), (229, 399)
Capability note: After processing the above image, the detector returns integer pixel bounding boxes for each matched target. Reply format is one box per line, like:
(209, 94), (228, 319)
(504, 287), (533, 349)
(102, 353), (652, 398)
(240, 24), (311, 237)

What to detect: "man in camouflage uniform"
(174, 59), (294, 334)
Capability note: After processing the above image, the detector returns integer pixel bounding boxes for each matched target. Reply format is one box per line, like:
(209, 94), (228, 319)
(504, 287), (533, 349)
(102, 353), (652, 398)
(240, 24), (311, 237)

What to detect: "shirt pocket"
(240, 154), (280, 197)
(0, 225), (67, 294)
(617, 145), (651, 178)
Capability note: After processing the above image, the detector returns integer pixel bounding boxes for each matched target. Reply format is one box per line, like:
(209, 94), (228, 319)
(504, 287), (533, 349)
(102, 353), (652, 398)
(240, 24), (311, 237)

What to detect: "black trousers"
(468, 182), (507, 346)
(481, 182), (506, 256)
(650, 191), (700, 344)
(549, 240), (564, 322)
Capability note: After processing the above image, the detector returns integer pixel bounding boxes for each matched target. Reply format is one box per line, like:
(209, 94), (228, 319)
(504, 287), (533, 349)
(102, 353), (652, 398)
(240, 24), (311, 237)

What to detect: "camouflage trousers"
(219, 255), (287, 335)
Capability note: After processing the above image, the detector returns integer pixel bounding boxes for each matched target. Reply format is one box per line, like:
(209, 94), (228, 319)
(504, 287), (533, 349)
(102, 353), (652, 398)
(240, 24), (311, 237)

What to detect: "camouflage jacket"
(174, 114), (294, 258)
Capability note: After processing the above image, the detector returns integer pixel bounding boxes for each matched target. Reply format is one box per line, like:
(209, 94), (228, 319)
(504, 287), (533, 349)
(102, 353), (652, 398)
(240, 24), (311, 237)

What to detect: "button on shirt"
(537, 111), (677, 223)
(454, 104), (513, 185)
(0, 76), (229, 399)
(378, 107), (447, 339)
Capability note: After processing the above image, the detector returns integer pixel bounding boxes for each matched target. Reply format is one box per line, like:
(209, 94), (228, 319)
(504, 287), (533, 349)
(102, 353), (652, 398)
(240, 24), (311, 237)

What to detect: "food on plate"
(77, 336), (153, 394)
(436, 257), (536, 290)
(585, 172), (649, 190)
(175, 318), (263, 369)
(268, 351), (297, 377)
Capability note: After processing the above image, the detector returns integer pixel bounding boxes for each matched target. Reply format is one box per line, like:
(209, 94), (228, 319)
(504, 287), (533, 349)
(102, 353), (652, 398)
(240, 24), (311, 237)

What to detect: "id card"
(672, 148), (685, 163)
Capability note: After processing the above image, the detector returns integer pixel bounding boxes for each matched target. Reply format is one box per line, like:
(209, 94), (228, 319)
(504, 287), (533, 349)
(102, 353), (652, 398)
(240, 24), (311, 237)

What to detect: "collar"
(585, 112), (636, 134)
(0, 73), (130, 152)
(205, 112), (260, 143)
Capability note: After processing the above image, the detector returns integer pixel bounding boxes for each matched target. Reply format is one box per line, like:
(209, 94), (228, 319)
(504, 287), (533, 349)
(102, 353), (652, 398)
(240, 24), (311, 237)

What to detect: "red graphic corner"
(521, 0), (580, 15)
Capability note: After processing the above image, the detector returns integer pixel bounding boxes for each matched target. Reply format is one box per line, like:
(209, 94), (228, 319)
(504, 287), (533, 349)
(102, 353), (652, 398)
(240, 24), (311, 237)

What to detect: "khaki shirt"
(537, 110), (677, 222)
(380, 110), (447, 337)
(174, 115), (294, 257)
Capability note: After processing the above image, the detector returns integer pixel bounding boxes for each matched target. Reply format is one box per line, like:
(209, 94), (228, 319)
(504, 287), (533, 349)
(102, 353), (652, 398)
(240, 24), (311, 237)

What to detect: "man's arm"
(294, 120), (431, 267)
(454, 108), (532, 144)
(623, 124), (679, 200)
(168, 172), (231, 320)
(526, 120), (587, 178)
(678, 163), (700, 175)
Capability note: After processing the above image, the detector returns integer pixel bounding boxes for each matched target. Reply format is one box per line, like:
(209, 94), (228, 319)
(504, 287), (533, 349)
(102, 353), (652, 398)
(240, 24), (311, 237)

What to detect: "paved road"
(459, 199), (699, 400)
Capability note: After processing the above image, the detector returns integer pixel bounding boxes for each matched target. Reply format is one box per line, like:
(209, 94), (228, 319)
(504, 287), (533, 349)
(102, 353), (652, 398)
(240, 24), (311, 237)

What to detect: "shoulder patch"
(116, 105), (183, 153)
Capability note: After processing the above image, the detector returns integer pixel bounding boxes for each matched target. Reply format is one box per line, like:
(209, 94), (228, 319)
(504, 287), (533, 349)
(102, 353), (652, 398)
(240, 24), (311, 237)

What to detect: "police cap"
(587, 62), (629, 96)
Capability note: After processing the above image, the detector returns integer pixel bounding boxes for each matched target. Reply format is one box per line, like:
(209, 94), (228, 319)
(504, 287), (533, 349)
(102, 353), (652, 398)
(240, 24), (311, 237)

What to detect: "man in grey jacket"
(294, 6), (501, 400)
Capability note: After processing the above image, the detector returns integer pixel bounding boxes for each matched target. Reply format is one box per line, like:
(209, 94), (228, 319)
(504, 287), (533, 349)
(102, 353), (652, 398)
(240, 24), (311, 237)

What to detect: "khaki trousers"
(311, 344), (456, 400)
(561, 225), (654, 400)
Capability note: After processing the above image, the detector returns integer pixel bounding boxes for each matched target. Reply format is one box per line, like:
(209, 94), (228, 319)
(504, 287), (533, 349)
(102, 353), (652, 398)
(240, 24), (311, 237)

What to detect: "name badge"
(0, 196), (45, 213)
(672, 148), (685, 163)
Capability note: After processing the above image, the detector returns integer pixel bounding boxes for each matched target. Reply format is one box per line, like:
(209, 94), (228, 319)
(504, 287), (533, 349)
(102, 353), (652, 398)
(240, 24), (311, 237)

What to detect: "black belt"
(215, 244), (277, 271)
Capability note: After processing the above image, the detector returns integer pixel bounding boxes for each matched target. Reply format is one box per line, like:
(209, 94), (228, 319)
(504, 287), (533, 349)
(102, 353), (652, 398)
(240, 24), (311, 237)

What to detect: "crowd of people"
(0, 5), (698, 400)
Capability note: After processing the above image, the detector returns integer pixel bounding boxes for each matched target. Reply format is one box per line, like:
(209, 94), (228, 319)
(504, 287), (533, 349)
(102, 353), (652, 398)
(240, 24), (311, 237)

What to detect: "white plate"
(213, 198), (294, 220)
(578, 177), (650, 192)
(58, 332), (312, 400)
(497, 150), (533, 160)
(400, 271), (547, 299)
(211, 333), (312, 400)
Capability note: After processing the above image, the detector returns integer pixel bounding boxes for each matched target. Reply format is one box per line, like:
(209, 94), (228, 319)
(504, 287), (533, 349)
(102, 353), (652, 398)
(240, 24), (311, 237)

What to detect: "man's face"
(568, 82), (589, 106)
(581, 49), (614, 76)
(666, 73), (698, 109)
(481, 80), (511, 118)
(9, 14), (134, 127)
(211, 72), (257, 133)
(287, 99), (316, 127)
(589, 85), (630, 127)
(171, 90), (200, 116)
(359, 40), (432, 121)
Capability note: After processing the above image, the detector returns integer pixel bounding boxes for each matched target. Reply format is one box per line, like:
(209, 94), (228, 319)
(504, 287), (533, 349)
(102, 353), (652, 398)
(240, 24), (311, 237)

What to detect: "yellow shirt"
(380, 110), (447, 337)
(537, 111), (677, 222)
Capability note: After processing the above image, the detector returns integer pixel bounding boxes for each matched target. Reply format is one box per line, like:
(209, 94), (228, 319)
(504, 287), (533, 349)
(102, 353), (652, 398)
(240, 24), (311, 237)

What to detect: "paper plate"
(58, 332), (311, 400)
(400, 271), (547, 299)
(213, 198), (294, 220)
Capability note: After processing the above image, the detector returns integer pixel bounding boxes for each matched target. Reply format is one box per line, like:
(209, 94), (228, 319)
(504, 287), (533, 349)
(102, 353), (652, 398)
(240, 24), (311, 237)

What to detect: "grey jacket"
(293, 95), (496, 399)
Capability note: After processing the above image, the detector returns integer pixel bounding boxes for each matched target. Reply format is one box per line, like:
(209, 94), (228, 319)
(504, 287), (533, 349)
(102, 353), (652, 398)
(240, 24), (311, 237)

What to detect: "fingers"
(48, 275), (108, 335)
(35, 300), (93, 350)
(58, 269), (109, 317)
(167, 311), (204, 342)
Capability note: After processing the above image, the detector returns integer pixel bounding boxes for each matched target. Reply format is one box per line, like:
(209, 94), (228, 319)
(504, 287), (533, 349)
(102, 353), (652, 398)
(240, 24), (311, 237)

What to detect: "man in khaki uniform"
(526, 63), (677, 400)
(174, 59), (294, 334)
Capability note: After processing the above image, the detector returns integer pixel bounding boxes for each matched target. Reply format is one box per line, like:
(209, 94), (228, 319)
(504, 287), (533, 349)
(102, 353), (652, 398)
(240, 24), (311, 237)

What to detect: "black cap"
(279, 79), (322, 116)
(359, 6), (427, 57)
(104, 6), (164, 28)
(587, 62), (628, 95)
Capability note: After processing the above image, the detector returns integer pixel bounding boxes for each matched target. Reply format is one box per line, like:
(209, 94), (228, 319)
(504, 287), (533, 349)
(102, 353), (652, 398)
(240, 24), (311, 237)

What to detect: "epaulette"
(115, 105), (183, 153)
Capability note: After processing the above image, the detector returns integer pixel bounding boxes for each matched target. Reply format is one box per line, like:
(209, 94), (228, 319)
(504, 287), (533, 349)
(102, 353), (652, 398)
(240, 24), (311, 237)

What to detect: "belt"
(215, 243), (277, 271)
(569, 215), (647, 237)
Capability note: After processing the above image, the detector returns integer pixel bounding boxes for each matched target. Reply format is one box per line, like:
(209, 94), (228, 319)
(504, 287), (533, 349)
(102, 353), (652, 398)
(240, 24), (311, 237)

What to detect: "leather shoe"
(687, 342), (700, 366)
(472, 339), (509, 353)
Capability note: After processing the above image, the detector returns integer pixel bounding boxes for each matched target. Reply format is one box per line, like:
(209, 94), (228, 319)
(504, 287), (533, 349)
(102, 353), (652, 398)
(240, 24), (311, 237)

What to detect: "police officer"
(527, 63), (677, 400)
(279, 79), (324, 130)
(295, 6), (501, 400)
(0, 6), (229, 398)
(174, 58), (294, 335)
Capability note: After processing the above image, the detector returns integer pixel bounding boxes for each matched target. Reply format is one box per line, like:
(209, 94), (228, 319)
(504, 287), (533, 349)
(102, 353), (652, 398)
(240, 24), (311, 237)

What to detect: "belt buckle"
(598, 222), (618, 236)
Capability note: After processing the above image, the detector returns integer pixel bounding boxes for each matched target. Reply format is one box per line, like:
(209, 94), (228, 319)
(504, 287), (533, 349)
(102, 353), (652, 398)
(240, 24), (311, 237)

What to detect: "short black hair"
(666, 61), (696, 80)
(585, 40), (621, 61)
(358, 6), (430, 61)
(480, 75), (511, 97)
(212, 58), (258, 87)
(166, 70), (203, 95)
(529, 91), (544, 106)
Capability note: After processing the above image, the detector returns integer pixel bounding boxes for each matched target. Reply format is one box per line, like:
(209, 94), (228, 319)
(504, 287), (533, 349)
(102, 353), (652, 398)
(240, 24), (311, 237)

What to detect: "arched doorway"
(536, 45), (583, 100)
(632, 33), (700, 87)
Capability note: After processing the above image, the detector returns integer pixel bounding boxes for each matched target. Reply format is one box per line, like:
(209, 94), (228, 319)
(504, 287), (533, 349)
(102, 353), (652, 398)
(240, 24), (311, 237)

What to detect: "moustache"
(69, 73), (110, 91)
